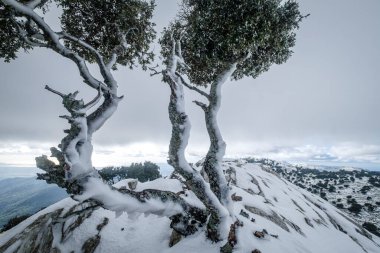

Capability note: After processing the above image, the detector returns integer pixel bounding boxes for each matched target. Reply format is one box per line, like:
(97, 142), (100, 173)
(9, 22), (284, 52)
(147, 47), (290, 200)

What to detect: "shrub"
(363, 222), (380, 237)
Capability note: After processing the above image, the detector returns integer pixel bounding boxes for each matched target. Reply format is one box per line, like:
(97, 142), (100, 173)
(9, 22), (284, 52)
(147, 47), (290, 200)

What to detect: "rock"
(231, 193), (243, 201)
(220, 243), (234, 253)
(252, 249), (262, 253)
(169, 230), (182, 247)
(96, 217), (109, 232)
(251, 218), (256, 222)
(220, 221), (243, 253)
(82, 235), (101, 253)
(128, 180), (138, 190)
(254, 231), (265, 238)
(240, 209), (249, 218)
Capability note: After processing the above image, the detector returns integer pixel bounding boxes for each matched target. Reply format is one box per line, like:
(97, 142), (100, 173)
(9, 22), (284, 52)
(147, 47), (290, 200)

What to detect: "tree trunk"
(202, 64), (237, 209)
(165, 72), (229, 241)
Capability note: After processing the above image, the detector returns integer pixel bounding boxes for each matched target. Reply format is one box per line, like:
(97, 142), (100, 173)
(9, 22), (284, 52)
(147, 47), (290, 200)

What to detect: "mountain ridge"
(0, 159), (379, 253)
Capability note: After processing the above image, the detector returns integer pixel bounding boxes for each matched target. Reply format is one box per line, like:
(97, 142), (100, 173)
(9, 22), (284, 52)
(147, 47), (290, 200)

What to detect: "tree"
(1, 0), (155, 190)
(0, 1), (207, 246)
(158, 0), (305, 243)
(1, 0), (306, 250)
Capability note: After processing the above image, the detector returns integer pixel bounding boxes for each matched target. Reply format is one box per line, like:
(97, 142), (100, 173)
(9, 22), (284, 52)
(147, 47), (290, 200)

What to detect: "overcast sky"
(0, 0), (379, 170)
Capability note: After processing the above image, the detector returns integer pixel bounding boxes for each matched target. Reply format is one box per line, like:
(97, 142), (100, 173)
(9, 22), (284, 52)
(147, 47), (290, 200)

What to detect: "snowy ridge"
(1, 159), (379, 253)
(246, 157), (364, 172)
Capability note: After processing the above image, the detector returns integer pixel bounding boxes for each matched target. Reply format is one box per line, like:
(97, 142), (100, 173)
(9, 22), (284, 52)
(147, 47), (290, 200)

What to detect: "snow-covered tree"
(0, 0), (306, 251)
(159, 0), (306, 244)
(0, 0), (155, 190)
(0, 0), (207, 242)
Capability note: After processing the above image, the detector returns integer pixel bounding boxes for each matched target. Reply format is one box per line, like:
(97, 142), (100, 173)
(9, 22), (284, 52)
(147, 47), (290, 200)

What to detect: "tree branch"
(9, 16), (47, 48)
(59, 32), (117, 89)
(26, 0), (48, 9)
(193, 100), (208, 111)
(176, 72), (210, 99)
(77, 178), (207, 224)
(83, 87), (103, 111)
(45, 85), (65, 98)
(2, 0), (109, 92)
(148, 65), (163, 76)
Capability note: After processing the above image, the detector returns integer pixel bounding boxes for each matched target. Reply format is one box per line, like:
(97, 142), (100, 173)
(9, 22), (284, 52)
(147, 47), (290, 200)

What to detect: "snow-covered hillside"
(1, 159), (379, 253)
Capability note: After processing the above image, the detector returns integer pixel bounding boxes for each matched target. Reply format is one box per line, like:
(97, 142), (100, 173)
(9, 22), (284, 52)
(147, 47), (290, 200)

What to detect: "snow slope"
(1, 159), (379, 253)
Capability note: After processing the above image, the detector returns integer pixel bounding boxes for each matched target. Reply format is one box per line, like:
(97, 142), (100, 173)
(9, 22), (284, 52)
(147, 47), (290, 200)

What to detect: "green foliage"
(0, 0), (156, 69)
(0, 3), (32, 62)
(99, 161), (162, 184)
(160, 0), (306, 85)
(60, 0), (156, 69)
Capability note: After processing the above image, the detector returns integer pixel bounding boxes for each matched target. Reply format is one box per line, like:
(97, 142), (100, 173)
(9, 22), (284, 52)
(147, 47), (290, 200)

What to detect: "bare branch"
(148, 65), (163, 77)
(193, 100), (208, 111)
(45, 85), (65, 98)
(59, 115), (73, 121)
(176, 72), (210, 99)
(83, 87), (103, 110)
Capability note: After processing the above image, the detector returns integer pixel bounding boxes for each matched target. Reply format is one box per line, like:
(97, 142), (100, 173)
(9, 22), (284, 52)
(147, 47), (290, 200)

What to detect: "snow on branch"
(193, 100), (208, 111)
(78, 178), (207, 220)
(45, 85), (66, 98)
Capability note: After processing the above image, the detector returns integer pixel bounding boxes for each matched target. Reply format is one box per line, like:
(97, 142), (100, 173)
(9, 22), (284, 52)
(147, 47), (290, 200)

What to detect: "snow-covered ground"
(1, 159), (379, 253)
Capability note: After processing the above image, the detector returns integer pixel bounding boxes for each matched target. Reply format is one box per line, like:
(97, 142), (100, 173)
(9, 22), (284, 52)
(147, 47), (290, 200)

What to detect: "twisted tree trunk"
(198, 64), (237, 211)
(163, 39), (230, 242)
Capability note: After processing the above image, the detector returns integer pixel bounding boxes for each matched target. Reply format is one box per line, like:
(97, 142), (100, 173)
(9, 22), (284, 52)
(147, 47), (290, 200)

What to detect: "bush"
(99, 161), (162, 184)
(328, 185), (336, 193)
(363, 222), (380, 237)
(348, 203), (362, 214)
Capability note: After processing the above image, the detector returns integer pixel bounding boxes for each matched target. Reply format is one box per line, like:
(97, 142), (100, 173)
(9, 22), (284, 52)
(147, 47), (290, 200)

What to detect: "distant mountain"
(245, 157), (366, 172)
(0, 177), (68, 229)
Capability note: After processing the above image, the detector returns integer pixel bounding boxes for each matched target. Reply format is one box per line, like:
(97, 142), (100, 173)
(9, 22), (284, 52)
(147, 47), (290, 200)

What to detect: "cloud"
(1, 141), (379, 171)
(223, 142), (380, 169)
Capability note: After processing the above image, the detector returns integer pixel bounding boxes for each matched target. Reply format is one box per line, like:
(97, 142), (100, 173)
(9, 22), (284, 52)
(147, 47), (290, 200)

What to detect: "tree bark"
(201, 64), (237, 208)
